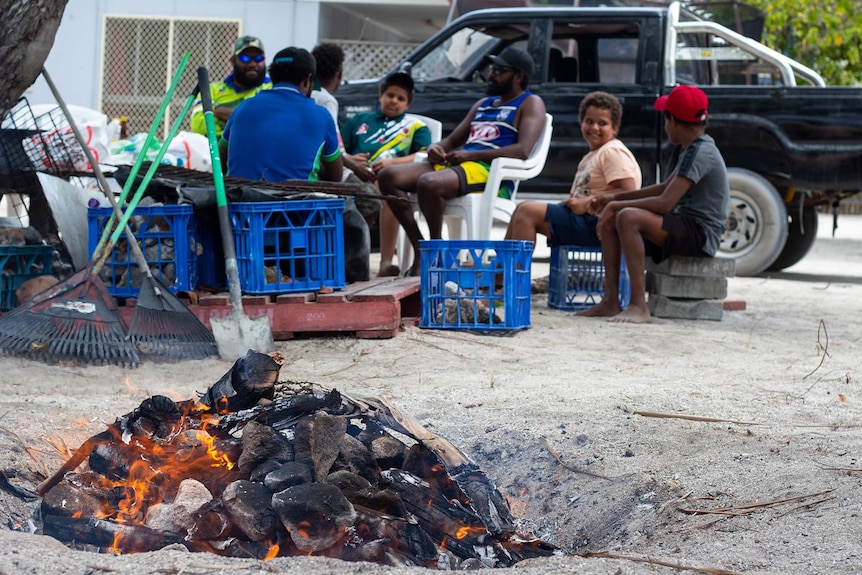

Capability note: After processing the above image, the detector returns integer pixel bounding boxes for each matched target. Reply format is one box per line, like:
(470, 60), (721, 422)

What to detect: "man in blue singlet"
(377, 46), (547, 276)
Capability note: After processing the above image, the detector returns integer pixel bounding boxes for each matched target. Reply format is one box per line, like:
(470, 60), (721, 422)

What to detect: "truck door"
(536, 14), (662, 191)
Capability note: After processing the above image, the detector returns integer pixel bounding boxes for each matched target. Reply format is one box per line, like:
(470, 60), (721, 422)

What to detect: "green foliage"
(746, 0), (862, 85)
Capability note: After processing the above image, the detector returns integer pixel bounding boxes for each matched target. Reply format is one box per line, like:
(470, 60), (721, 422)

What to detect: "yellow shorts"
(433, 161), (512, 199)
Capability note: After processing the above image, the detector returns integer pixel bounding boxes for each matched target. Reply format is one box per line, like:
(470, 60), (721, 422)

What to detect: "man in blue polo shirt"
(220, 46), (342, 182)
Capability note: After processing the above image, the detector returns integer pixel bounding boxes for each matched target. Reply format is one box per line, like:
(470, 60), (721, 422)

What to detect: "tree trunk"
(0, 0), (69, 121)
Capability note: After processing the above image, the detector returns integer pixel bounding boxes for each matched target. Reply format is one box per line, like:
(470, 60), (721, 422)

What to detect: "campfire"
(37, 351), (555, 568)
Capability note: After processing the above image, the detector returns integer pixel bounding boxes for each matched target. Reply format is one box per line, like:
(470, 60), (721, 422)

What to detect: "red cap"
(654, 85), (708, 123)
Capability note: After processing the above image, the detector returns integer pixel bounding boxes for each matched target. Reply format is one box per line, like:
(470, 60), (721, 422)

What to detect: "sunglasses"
(237, 53), (265, 64)
(489, 64), (514, 76)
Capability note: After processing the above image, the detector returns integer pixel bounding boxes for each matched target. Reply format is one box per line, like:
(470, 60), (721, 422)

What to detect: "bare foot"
(577, 300), (622, 317)
(377, 263), (401, 277)
(608, 305), (652, 323)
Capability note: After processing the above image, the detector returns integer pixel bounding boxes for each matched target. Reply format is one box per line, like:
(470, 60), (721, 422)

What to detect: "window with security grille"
(101, 16), (241, 139)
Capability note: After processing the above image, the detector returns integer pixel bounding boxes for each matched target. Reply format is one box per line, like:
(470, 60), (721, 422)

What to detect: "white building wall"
(27, 0), (322, 111)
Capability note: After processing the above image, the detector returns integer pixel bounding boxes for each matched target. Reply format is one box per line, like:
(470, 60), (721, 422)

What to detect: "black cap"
(487, 46), (534, 81)
(382, 71), (414, 93)
(271, 47), (317, 76)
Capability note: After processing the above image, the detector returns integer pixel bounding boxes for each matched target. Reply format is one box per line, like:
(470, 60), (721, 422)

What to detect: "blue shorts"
(545, 203), (601, 247)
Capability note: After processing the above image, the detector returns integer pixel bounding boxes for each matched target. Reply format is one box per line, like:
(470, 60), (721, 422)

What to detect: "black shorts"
(644, 212), (709, 264)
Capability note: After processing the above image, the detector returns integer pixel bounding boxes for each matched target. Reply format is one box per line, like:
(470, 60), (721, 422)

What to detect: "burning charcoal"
(237, 420), (293, 471)
(370, 435), (407, 470)
(200, 351), (281, 413)
(293, 411), (347, 481)
(145, 479), (212, 534)
(118, 395), (183, 440)
(187, 500), (233, 540)
(263, 461), (312, 493)
(333, 433), (380, 485)
(89, 442), (133, 481)
(326, 470), (406, 517)
(41, 483), (109, 519)
(219, 537), (283, 560)
(249, 459), (282, 483)
(221, 480), (280, 542)
(271, 482), (356, 552)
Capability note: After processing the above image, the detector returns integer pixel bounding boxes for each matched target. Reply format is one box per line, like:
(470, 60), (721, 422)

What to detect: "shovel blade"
(211, 310), (275, 361)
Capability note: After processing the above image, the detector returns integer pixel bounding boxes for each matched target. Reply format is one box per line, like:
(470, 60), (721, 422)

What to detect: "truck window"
(411, 23), (531, 84)
(675, 31), (784, 86)
(548, 20), (640, 84)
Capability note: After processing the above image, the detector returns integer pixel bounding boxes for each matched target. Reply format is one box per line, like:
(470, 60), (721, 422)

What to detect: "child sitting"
(582, 85), (730, 323)
(340, 72), (432, 277)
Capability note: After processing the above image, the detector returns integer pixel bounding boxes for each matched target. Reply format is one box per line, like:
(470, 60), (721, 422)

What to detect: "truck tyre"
(766, 203), (818, 271)
(718, 168), (788, 276)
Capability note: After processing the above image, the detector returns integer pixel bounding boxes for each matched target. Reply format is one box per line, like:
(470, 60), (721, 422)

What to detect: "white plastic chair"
(397, 112), (554, 270)
(405, 113), (442, 143)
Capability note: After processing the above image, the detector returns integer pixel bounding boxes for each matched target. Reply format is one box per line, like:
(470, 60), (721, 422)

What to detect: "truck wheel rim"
(720, 189), (762, 257)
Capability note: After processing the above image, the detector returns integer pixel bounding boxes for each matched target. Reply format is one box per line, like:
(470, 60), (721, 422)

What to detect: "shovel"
(197, 66), (275, 360)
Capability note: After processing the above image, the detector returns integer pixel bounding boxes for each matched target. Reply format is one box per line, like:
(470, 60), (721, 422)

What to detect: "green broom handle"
(92, 51), (191, 257)
(106, 84), (200, 248)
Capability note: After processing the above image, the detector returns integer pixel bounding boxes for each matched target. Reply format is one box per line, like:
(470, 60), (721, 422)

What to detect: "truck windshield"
(411, 26), (497, 82)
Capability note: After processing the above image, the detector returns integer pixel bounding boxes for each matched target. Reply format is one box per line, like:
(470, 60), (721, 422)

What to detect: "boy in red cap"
(581, 85), (730, 323)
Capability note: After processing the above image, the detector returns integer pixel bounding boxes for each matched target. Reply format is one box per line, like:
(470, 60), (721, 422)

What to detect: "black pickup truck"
(335, 1), (862, 276)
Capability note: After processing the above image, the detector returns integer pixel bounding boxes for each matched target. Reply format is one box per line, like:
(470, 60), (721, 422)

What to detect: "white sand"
(0, 213), (859, 574)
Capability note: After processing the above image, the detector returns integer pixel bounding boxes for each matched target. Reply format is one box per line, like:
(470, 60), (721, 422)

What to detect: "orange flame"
(454, 525), (487, 540)
(263, 543), (279, 561)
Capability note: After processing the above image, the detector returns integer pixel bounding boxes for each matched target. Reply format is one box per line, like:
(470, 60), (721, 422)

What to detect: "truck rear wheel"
(766, 203), (818, 271)
(718, 168), (788, 276)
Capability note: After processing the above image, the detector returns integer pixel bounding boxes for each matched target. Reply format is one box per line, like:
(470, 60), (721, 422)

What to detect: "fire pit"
(37, 351), (556, 568)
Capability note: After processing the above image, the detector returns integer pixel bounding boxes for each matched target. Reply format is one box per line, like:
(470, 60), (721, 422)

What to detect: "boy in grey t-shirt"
(580, 85), (730, 323)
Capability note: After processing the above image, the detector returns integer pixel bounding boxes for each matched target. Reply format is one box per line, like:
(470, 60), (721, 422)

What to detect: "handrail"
(674, 21), (825, 87)
(667, 1), (826, 88)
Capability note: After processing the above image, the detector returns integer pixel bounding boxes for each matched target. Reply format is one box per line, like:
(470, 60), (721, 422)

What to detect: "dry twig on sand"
(679, 489), (835, 528)
(803, 319), (830, 380)
(633, 411), (761, 426)
(539, 436), (612, 480)
(581, 550), (749, 575)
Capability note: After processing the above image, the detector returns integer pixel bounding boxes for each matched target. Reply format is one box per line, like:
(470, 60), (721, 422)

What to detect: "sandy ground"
(0, 213), (860, 575)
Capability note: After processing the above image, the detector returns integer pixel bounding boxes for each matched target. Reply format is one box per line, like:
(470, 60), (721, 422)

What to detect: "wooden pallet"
(116, 277), (421, 340)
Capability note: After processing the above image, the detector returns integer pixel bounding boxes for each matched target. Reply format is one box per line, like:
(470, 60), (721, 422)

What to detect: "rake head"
(0, 270), (140, 367)
(128, 276), (218, 361)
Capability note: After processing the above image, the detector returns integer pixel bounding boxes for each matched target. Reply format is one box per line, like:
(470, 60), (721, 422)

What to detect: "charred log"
(199, 351), (282, 412)
(42, 515), (185, 553)
(210, 389), (343, 433)
(117, 395), (183, 440)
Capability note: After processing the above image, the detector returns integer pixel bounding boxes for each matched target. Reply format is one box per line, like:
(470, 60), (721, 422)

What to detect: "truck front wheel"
(718, 168), (788, 276)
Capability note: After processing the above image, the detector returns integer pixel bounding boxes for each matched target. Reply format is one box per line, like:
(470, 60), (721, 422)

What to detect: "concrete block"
(646, 256), (735, 278)
(648, 294), (724, 321)
(646, 272), (728, 299)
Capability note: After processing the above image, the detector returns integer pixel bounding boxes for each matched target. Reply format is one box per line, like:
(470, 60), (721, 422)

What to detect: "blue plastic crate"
(229, 200), (345, 294)
(548, 245), (631, 311)
(0, 245), (55, 311)
(194, 209), (225, 289)
(87, 205), (199, 298)
(420, 240), (532, 332)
